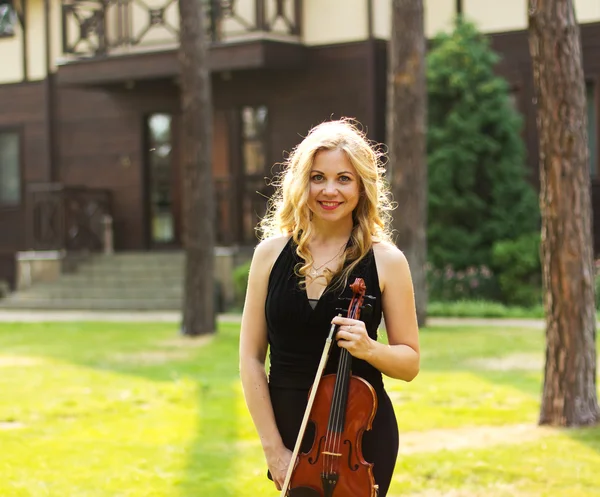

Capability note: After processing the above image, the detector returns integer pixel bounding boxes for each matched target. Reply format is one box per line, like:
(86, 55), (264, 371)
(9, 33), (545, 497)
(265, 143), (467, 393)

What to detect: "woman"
(239, 119), (420, 496)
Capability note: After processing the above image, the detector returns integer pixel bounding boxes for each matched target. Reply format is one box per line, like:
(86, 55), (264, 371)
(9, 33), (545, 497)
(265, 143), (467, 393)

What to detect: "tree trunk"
(387, 0), (428, 326)
(178, 0), (215, 336)
(528, 0), (600, 426)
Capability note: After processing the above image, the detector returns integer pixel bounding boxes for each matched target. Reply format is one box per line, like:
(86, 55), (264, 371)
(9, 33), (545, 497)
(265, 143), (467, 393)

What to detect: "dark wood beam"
(456, 0), (463, 15)
(55, 40), (307, 87)
(20, 0), (27, 81)
(367, 0), (373, 39)
(44, 0), (56, 181)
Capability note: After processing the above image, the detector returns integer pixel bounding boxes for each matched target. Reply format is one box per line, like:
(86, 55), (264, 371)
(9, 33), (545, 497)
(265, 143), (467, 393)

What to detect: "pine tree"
(179, 0), (215, 336)
(427, 20), (538, 271)
(529, 0), (599, 427)
(387, 0), (428, 325)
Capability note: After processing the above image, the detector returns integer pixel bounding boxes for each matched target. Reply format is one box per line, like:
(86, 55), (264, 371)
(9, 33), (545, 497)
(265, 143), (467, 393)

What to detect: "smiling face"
(307, 149), (361, 226)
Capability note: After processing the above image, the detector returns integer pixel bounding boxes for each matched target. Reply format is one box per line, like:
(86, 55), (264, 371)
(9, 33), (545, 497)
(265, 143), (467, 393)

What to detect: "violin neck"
(327, 348), (353, 434)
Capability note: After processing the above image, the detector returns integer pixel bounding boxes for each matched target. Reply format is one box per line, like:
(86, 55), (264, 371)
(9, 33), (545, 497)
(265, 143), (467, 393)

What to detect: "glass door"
(146, 113), (180, 247)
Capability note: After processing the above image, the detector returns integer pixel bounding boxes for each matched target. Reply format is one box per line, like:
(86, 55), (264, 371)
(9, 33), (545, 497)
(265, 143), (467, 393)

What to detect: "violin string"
(326, 296), (353, 474)
(327, 356), (340, 476)
(329, 297), (357, 476)
(326, 355), (340, 476)
(340, 301), (357, 471)
(327, 352), (345, 475)
(326, 299), (352, 476)
(325, 323), (344, 476)
(324, 295), (361, 479)
(330, 352), (344, 475)
(338, 299), (358, 472)
(329, 301), (352, 476)
(334, 347), (350, 472)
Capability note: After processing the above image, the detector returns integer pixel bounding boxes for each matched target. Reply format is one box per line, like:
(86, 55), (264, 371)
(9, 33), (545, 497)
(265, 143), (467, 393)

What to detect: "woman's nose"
(322, 181), (338, 195)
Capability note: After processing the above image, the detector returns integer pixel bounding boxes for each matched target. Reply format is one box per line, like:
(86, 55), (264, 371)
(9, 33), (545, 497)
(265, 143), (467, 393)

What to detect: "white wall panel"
(303, 0), (367, 45)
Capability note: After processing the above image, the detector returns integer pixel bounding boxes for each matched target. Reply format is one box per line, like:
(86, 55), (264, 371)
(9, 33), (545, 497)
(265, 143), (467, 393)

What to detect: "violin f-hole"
(343, 439), (360, 471)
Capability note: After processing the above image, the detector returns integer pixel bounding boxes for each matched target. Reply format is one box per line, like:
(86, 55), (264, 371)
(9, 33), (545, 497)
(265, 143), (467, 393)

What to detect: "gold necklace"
(308, 243), (346, 278)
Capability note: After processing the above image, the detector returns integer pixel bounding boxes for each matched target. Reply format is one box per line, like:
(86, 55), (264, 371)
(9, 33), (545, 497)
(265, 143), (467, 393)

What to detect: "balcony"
(56, 0), (306, 85)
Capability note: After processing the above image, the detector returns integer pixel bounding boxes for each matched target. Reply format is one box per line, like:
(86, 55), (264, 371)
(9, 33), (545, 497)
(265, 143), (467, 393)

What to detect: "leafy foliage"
(233, 259), (251, 308)
(426, 262), (500, 302)
(491, 232), (542, 307)
(426, 20), (539, 273)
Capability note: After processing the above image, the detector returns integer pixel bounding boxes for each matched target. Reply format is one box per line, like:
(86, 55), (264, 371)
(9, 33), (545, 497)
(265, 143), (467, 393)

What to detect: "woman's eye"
(311, 174), (323, 181)
(339, 176), (351, 182)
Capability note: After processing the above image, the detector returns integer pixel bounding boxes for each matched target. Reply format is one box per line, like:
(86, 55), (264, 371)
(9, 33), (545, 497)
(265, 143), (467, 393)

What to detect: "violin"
(280, 277), (379, 497)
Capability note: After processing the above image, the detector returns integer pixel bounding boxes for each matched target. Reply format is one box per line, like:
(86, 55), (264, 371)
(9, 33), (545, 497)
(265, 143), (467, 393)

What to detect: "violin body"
(287, 373), (379, 497)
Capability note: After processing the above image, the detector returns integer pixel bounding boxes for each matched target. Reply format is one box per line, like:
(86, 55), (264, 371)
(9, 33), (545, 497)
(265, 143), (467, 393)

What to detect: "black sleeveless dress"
(265, 238), (399, 496)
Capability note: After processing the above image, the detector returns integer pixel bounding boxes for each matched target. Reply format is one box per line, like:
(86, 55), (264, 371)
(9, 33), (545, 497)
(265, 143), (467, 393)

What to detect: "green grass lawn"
(0, 321), (599, 497)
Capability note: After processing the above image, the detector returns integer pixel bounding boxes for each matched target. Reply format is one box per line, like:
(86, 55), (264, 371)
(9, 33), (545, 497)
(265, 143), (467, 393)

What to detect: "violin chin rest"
(288, 487), (321, 497)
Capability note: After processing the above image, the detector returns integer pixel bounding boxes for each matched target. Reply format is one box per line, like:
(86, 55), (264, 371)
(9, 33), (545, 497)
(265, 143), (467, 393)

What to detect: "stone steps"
(0, 252), (192, 311)
(0, 297), (182, 311)
(10, 287), (182, 299)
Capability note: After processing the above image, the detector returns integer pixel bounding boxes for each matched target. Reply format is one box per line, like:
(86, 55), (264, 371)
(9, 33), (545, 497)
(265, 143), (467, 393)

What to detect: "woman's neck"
(309, 218), (353, 247)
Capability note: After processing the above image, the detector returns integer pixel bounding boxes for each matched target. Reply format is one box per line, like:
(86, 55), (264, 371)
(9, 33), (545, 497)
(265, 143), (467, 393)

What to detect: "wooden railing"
(61, 0), (301, 58)
(26, 183), (112, 252)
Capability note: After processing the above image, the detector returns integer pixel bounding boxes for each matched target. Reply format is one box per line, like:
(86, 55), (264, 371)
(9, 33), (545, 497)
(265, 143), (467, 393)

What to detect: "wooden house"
(0, 0), (599, 297)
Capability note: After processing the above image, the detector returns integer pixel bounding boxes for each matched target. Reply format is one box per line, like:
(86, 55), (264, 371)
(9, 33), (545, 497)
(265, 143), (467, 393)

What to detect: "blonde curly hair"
(259, 118), (395, 291)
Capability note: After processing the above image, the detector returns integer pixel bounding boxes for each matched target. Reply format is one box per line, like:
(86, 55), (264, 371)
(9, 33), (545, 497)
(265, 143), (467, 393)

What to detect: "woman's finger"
(332, 316), (361, 326)
(336, 329), (352, 340)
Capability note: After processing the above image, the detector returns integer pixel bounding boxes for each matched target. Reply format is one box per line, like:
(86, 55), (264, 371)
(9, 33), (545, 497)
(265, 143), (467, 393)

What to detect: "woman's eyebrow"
(309, 170), (355, 176)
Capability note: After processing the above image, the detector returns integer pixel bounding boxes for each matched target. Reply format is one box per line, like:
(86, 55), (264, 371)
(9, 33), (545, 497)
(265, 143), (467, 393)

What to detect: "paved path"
(0, 309), (550, 328)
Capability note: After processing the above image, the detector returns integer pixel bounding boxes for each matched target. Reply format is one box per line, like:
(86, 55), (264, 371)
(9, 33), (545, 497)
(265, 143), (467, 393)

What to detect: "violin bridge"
(321, 451), (342, 457)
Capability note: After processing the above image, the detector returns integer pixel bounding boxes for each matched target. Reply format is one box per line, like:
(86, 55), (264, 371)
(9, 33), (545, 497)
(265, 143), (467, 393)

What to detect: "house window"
(240, 105), (268, 243)
(241, 105), (268, 175)
(0, 0), (17, 37)
(587, 82), (597, 178)
(0, 132), (21, 207)
(146, 114), (175, 244)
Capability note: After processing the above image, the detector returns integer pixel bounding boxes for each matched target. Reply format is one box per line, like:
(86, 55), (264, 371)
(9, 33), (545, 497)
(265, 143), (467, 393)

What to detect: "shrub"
(595, 260), (600, 310)
(427, 263), (500, 302)
(232, 259), (252, 308)
(427, 300), (545, 318)
(427, 19), (539, 271)
(491, 232), (542, 307)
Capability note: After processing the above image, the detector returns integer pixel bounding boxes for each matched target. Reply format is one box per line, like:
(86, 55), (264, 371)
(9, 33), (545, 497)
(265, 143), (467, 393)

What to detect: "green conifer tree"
(427, 20), (539, 271)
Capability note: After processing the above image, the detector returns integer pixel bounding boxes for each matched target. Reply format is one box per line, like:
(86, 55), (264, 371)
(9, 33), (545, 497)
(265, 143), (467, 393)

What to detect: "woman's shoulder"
(252, 235), (292, 272)
(372, 240), (409, 271)
(255, 234), (291, 256)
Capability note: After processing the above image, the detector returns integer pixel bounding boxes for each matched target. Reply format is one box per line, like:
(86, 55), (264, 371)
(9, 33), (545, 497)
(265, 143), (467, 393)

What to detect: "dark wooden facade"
(54, 41), (378, 252)
(2, 21), (600, 288)
(0, 81), (51, 287)
(0, 39), (382, 287)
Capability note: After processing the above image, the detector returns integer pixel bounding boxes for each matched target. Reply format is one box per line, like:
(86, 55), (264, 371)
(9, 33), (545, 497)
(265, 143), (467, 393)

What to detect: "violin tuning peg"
(360, 303), (374, 321)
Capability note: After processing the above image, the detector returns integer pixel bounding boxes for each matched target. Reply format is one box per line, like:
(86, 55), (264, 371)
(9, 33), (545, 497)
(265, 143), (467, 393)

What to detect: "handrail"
(26, 183), (113, 252)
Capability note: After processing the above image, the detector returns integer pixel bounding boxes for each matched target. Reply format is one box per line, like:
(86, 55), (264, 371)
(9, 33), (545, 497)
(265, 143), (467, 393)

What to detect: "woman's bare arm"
(368, 242), (420, 380)
(332, 242), (420, 381)
(239, 236), (291, 489)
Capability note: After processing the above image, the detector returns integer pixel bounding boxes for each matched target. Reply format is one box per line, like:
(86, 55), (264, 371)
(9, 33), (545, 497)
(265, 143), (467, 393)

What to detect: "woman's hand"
(332, 316), (375, 361)
(265, 444), (293, 491)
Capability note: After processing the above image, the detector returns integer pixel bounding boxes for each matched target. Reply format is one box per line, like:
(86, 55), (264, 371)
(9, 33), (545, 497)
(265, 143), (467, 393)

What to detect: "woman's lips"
(319, 201), (342, 211)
